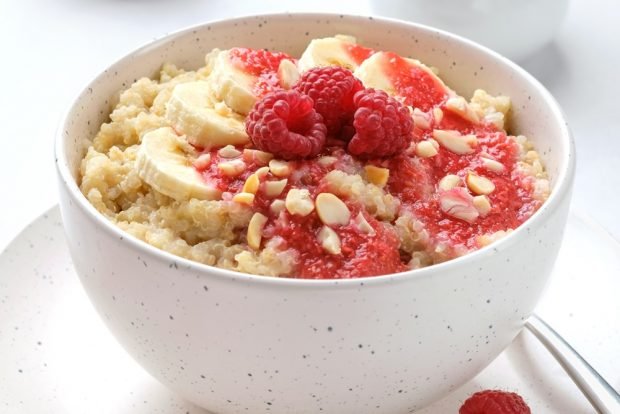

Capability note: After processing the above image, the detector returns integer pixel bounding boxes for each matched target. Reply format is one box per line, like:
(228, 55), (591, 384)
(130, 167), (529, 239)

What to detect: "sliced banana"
(354, 51), (453, 109)
(353, 52), (394, 93)
(208, 49), (257, 115)
(136, 127), (221, 201)
(165, 81), (249, 148)
(298, 35), (366, 73)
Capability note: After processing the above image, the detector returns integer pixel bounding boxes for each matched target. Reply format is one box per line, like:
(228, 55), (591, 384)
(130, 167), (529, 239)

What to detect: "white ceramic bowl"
(55, 13), (575, 414)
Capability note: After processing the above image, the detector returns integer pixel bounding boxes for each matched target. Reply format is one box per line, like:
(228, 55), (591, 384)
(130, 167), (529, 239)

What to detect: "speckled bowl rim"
(55, 12), (576, 289)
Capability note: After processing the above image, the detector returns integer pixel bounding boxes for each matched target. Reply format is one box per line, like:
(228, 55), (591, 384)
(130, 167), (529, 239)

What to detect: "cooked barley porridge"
(79, 35), (549, 279)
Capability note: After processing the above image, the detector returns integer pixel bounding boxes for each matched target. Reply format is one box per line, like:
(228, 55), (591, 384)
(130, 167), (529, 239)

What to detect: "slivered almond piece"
(243, 149), (274, 166)
(214, 101), (232, 117)
(247, 212), (268, 250)
(218, 145), (242, 158)
(255, 166), (270, 179)
(318, 156), (337, 167)
(264, 179), (288, 197)
(473, 195), (492, 216)
(232, 192), (255, 205)
(315, 193), (351, 226)
(525, 150), (539, 163)
(353, 212), (376, 235)
(218, 159), (246, 177)
(415, 140), (439, 158)
(481, 156), (506, 173)
(269, 159), (291, 177)
(484, 112), (505, 129)
(439, 187), (479, 223)
(433, 107), (444, 124)
(364, 165), (390, 187)
(193, 153), (212, 169)
(285, 188), (314, 216)
(270, 199), (286, 214)
(432, 129), (477, 154)
(445, 96), (480, 123)
(466, 172), (495, 195)
(412, 107), (431, 130)
(317, 226), (341, 255)
(242, 173), (260, 194)
(278, 59), (300, 89)
(438, 174), (461, 191)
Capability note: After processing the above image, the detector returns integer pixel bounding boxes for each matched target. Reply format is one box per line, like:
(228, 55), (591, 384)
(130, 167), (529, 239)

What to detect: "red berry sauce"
(194, 147), (257, 194)
(387, 105), (541, 251)
(196, 145), (405, 278)
(266, 205), (406, 279)
(382, 51), (449, 111)
(344, 43), (375, 65)
(229, 47), (293, 97)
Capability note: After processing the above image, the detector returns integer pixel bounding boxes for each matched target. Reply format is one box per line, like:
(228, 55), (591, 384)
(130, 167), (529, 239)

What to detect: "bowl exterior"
(56, 14), (574, 414)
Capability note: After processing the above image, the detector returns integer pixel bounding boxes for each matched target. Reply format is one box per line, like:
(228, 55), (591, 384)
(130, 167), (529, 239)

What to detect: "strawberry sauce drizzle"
(269, 151), (404, 278)
(344, 43), (375, 65)
(196, 146), (405, 278)
(268, 207), (406, 279)
(195, 148), (255, 194)
(229, 47), (293, 97)
(382, 51), (449, 111)
(387, 106), (541, 250)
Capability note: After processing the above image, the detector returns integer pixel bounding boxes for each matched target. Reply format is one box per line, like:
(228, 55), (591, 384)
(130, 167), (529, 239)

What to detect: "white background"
(0, 0), (618, 249)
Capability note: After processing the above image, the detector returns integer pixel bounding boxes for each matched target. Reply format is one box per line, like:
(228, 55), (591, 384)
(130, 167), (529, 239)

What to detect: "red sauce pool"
(388, 107), (541, 249)
(267, 207), (406, 279)
(195, 147), (405, 278)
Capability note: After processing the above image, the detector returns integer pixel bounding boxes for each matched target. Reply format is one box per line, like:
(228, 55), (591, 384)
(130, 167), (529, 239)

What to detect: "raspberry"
(245, 90), (327, 160)
(459, 390), (531, 414)
(293, 66), (364, 138)
(348, 88), (413, 158)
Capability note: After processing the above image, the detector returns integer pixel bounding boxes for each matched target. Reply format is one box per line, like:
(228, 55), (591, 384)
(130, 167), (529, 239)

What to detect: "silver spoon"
(525, 314), (620, 414)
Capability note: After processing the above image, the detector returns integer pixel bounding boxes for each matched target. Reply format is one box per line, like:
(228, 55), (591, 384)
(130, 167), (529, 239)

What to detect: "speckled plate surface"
(0, 206), (618, 413)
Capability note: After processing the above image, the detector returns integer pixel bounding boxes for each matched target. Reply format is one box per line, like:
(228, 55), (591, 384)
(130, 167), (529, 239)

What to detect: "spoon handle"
(525, 314), (620, 414)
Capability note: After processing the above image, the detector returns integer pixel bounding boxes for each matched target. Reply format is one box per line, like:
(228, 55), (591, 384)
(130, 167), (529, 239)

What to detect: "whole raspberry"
(293, 66), (364, 138)
(245, 90), (327, 160)
(348, 88), (413, 158)
(459, 390), (531, 414)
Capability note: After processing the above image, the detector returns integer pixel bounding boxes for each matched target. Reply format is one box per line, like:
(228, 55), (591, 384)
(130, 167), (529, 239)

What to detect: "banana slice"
(298, 35), (373, 73)
(352, 52), (393, 92)
(136, 127), (221, 201)
(165, 81), (249, 148)
(354, 51), (453, 111)
(208, 49), (257, 115)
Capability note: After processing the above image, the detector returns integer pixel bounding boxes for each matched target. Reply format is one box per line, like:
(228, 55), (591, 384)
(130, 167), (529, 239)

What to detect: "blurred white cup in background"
(369, 0), (570, 61)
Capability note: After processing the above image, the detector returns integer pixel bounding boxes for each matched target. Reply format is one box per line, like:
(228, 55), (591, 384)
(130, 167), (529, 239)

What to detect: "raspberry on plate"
(459, 389), (531, 414)
(245, 90), (327, 160)
(348, 88), (413, 158)
(293, 66), (364, 139)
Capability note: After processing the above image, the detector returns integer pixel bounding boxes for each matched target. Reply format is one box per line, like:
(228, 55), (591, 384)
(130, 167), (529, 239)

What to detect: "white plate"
(0, 207), (618, 413)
